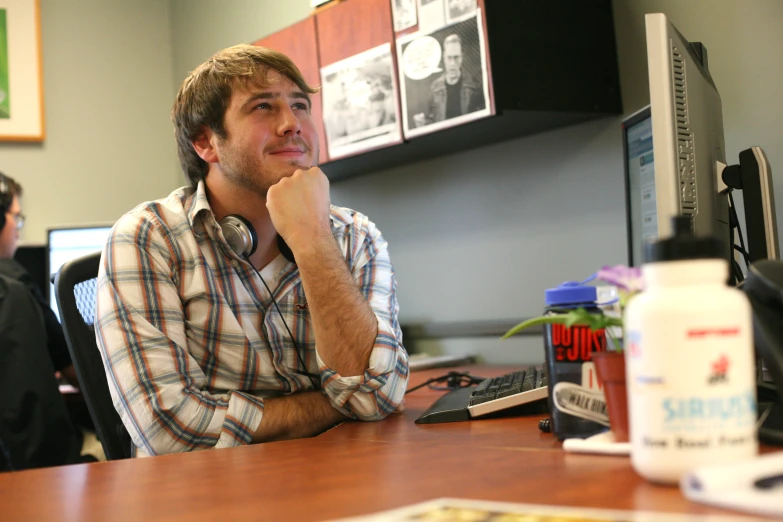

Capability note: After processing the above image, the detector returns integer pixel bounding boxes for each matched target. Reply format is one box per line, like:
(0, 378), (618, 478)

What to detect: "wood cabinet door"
(316, 0), (404, 161)
(253, 17), (329, 165)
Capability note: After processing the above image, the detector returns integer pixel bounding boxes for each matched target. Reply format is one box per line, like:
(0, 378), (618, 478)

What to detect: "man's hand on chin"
(266, 166), (333, 253)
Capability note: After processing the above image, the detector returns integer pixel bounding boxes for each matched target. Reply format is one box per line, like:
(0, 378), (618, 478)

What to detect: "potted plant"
(502, 266), (643, 443)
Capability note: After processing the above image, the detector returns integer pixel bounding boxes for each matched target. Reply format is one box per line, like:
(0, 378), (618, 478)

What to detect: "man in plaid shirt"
(95, 45), (409, 457)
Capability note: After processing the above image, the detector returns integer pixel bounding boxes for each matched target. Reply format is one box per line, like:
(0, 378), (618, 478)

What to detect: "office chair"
(54, 251), (132, 460)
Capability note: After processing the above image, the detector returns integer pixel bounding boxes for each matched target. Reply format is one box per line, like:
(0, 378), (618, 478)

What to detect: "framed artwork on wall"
(320, 43), (402, 159)
(0, 0), (44, 142)
(398, 10), (490, 139)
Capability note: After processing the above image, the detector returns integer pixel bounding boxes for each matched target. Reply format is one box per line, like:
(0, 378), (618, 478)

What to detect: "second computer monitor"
(625, 13), (731, 266)
(48, 225), (113, 320)
(623, 106), (655, 266)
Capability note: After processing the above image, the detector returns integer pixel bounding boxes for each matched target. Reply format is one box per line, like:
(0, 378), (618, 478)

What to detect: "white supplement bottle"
(624, 216), (758, 484)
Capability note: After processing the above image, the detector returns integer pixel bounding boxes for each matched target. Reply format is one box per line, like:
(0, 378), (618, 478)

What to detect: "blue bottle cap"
(545, 281), (597, 307)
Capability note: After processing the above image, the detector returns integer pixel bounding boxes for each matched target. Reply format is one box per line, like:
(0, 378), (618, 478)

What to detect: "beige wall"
(2, 0), (177, 244)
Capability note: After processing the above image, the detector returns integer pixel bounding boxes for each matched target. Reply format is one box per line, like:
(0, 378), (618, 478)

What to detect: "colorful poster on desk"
(397, 11), (490, 139)
(331, 497), (770, 521)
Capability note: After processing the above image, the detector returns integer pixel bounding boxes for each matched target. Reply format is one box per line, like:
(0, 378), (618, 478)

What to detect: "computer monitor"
(48, 225), (113, 320)
(624, 13), (731, 266)
(623, 106), (654, 266)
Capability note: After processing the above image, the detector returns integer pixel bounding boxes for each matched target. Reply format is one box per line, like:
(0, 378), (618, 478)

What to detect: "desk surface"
(1, 366), (777, 521)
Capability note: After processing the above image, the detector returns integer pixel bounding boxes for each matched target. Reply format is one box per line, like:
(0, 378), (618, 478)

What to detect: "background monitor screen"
(623, 106), (656, 266)
(48, 226), (112, 319)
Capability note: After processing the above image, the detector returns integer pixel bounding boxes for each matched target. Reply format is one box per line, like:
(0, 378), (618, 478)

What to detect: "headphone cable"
(245, 256), (321, 390)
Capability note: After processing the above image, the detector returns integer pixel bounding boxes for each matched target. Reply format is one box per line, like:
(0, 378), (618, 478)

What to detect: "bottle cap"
(645, 215), (726, 263)
(545, 281), (597, 306)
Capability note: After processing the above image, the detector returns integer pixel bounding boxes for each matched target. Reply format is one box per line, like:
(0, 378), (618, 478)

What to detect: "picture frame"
(397, 10), (490, 139)
(320, 43), (402, 159)
(0, 0), (44, 142)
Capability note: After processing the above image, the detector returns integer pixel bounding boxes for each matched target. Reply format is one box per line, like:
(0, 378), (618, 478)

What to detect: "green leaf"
(502, 308), (623, 340)
(501, 314), (570, 339)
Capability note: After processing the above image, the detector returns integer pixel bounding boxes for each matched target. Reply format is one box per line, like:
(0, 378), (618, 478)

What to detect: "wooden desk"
(0, 366), (776, 521)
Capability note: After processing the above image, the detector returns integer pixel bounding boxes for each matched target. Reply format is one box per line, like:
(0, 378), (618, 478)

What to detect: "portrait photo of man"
(399, 13), (489, 138)
(412, 34), (485, 128)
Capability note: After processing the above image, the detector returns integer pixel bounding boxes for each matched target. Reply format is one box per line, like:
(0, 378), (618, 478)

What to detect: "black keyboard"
(415, 365), (549, 424)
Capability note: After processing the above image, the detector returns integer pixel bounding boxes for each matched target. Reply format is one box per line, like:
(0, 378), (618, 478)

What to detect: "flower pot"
(591, 351), (629, 443)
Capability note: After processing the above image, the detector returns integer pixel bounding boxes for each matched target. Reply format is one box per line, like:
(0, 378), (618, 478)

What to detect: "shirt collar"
(186, 180), (213, 228)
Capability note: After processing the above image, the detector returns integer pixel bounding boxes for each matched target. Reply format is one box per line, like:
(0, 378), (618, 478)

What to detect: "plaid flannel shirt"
(95, 182), (408, 457)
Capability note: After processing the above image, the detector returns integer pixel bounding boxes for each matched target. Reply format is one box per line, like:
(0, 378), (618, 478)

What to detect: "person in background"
(0, 172), (78, 387)
(413, 34), (485, 127)
(95, 44), (409, 458)
(0, 171), (84, 470)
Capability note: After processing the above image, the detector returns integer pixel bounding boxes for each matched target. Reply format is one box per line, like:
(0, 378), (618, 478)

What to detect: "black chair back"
(54, 251), (131, 460)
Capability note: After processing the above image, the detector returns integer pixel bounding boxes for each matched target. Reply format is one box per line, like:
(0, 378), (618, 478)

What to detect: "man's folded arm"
(318, 219), (409, 421)
(95, 214), (267, 456)
(252, 391), (345, 443)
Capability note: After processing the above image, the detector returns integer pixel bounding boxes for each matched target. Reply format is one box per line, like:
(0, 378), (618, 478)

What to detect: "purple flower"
(597, 265), (644, 293)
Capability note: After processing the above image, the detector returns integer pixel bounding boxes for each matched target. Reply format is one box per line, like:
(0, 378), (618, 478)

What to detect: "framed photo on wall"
(320, 43), (401, 159)
(398, 10), (490, 139)
(0, 0), (44, 142)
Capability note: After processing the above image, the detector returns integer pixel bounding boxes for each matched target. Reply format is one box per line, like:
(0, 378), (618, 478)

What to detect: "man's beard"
(218, 138), (314, 198)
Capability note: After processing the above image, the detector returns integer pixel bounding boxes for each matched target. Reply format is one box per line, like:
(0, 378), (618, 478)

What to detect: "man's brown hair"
(172, 44), (319, 187)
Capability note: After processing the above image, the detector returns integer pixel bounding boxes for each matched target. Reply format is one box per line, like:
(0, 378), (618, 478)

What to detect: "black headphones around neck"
(218, 214), (295, 263)
(0, 172), (11, 231)
(217, 213), (317, 388)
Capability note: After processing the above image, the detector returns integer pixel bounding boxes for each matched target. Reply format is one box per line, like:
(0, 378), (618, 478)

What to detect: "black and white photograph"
(417, 0), (445, 32)
(320, 43), (401, 159)
(397, 11), (490, 139)
(445, 0), (477, 24)
(392, 0), (417, 32)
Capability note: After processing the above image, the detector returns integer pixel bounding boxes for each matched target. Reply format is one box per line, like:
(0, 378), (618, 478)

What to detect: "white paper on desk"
(562, 430), (631, 456)
(681, 452), (783, 519)
(330, 497), (774, 521)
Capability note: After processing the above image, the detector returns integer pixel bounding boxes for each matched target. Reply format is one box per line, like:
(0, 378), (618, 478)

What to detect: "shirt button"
(231, 260), (238, 267)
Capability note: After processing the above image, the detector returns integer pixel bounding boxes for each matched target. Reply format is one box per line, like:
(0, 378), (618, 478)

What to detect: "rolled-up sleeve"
(317, 216), (409, 420)
(95, 212), (265, 456)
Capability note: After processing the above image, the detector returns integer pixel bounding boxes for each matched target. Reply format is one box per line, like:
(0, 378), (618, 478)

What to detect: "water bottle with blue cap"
(543, 277), (610, 440)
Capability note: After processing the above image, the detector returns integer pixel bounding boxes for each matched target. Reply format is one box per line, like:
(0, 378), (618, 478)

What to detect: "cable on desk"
(405, 371), (486, 394)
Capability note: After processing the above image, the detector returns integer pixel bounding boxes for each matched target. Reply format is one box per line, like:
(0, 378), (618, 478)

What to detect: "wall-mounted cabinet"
(316, 0), (403, 161)
(254, 0), (622, 181)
